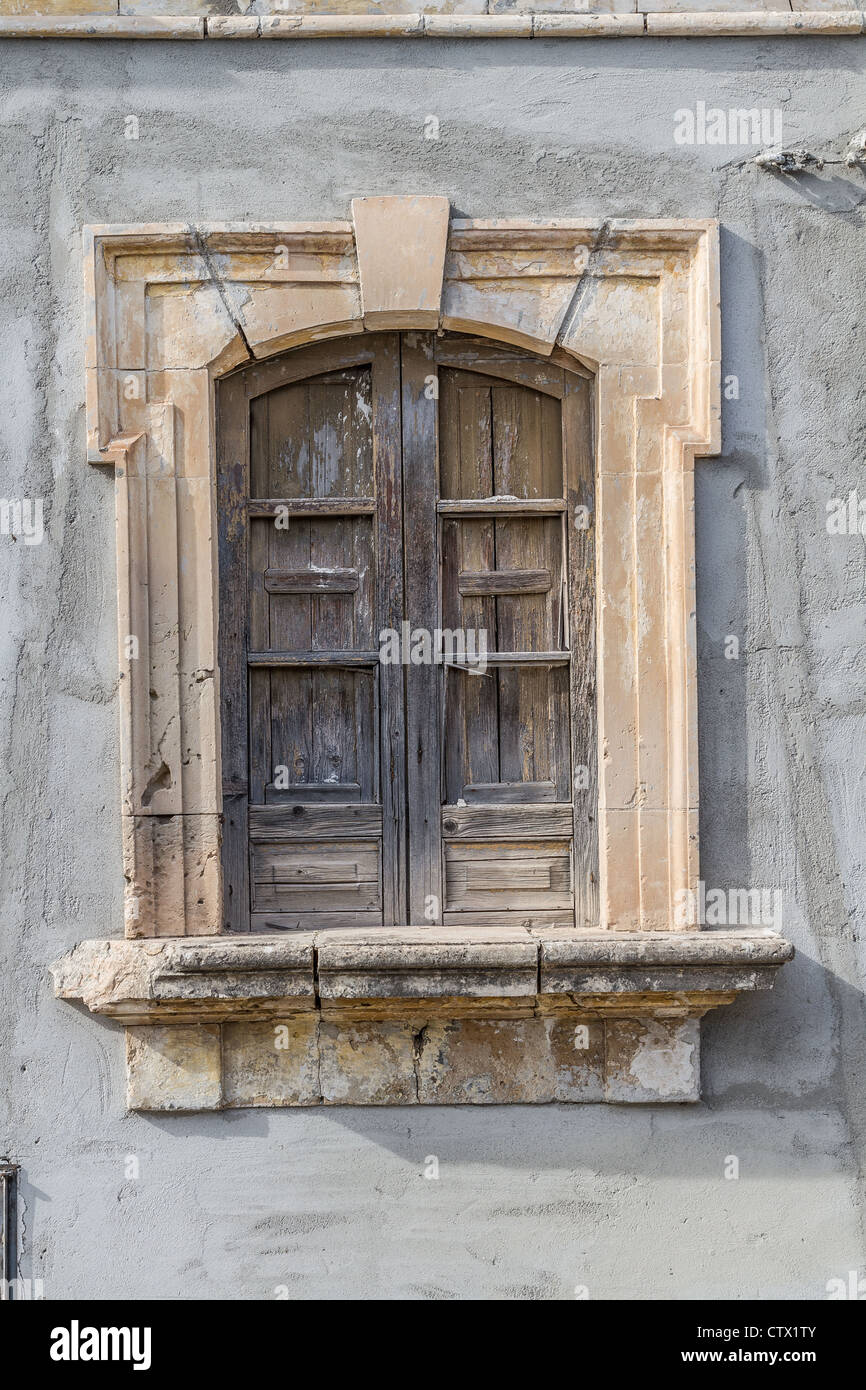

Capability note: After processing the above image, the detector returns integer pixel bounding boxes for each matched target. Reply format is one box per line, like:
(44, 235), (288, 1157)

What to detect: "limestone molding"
(84, 201), (720, 939)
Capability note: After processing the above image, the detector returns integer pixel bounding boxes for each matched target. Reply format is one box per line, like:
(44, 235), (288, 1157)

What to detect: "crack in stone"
(190, 224), (254, 362)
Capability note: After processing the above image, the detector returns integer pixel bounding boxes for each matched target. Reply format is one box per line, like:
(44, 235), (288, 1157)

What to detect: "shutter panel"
(217, 338), (405, 931)
(435, 340), (596, 928)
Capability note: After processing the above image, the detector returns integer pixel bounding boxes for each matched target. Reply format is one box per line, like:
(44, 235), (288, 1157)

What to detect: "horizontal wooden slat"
(251, 910), (384, 932)
(452, 861), (551, 891)
(252, 842), (379, 885)
(265, 782), (361, 804)
(247, 651), (379, 668)
(445, 890), (573, 911)
(458, 568), (551, 596)
(444, 840), (573, 910)
(441, 804), (574, 839)
(444, 652), (569, 667)
(264, 567), (359, 595)
(437, 498), (566, 516)
(461, 781), (558, 804)
(252, 882), (381, 912)
(248, 498), (376, 517)
(446, 841), (571, 859)
(249, 803), (383, 840)
(442, 910), (576, 930)
(432, 343), (566, 396)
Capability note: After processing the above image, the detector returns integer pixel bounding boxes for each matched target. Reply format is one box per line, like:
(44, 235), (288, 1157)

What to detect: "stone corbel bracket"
(52, 930), (792, 1108)
(84, 200), (720, 939)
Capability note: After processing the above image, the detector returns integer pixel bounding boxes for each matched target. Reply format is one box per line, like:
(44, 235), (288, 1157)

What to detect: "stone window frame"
(53, 198), (793, 1108)
(83, 198), (719, 939)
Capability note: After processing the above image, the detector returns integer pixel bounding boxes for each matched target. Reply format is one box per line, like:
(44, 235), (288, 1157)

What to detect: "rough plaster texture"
(1, 36), (865, 1298)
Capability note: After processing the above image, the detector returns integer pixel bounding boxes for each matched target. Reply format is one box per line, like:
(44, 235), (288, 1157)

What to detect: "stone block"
(223, 1019), (319, 1107)
(352, 195), (450, 329)
(415, 1018), (550, 1102)
(126, 1024), (221, 1111)
(319, 1021), (418, 1103)
(605, 1017), (700, 1102)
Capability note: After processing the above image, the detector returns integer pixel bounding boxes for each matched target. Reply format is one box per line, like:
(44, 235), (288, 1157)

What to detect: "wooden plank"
(453, 861), (552, 891)
(438, 369), (493, 499)
(492, 381), (542, 499)
(445, 840), (571, 859)
(252, 881), (381, 912)
(440, 384), (497, 805)
(461, 780), (557, 804)
(264, 567), (359, 595)
(401, 332), (443, 924)
(458, 568), (551, 596)
(563, 372), (599, 927)
(244, 338), (381, 403)
(444, 840), (572, 910)
(247, 651), (379, 668)
(443, 651), (569, 667)
(216, 372), (250, 931)
(437, 498), (566, 516)
(493, 453), (551, 796)
(345, 364), (374, 497)
(252, 841), (378, 884)
(250, 910), (384, 932)
(249, 803), (382, 840)
(442, 909), (575, 930)
(310, 501), (353, 793)
(248, 670), (271, 804)
(441, 804), (574, 839)
(310, 371), (373, 499)
(444, 888), (573, 911)
(491, 518), (562, 650)
(433, 340), (566, 396)
(265, 379), (310, 498)
(264, 782), (361, 803)
(248, 513), (272, 805)
(266, 436), (313, 803)
(248, 498), (376, 517)
(548, 663), (572, 803)
(372, 335), (407, 925)
(219, 794), (249, 933)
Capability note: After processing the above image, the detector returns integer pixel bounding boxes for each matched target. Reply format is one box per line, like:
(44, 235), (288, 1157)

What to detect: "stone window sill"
(52, 929), (792, 1109)
(53, 927), (793, 1024)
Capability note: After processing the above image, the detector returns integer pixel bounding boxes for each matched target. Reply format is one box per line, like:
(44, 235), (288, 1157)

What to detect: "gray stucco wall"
(1, 35), (864, 1299)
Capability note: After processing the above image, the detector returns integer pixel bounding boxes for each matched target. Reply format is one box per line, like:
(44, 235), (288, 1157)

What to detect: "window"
(217, 333), (597, 933)
(56, 209), (790, 1111)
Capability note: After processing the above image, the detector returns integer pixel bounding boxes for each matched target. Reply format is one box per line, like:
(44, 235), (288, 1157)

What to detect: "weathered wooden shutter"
(217, 333), (595, 932)
(434, 339), (596, 929)
(218, 337), (406, 931)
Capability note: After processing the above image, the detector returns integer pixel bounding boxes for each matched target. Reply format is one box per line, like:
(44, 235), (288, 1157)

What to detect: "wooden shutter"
(217, 337), (406, 931)
(217, 333), (596, 932)
(433, 338), (597, 929)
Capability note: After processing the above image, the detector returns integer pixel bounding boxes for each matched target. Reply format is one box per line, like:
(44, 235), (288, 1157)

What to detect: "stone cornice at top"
(0, 4), (864, 39)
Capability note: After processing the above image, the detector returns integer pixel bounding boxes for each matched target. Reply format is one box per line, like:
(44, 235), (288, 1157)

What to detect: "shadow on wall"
(122, 949), (862, 1181)
(695, 224), (768, 899)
